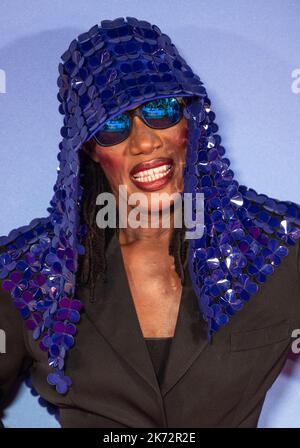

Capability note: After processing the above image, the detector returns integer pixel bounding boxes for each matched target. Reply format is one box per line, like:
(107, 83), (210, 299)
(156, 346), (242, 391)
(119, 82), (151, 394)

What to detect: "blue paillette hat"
(0, 16), (299, 396)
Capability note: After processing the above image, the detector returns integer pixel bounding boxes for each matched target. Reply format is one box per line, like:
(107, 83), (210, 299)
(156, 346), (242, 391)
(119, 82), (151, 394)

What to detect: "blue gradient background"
(0, 0), (299, 428)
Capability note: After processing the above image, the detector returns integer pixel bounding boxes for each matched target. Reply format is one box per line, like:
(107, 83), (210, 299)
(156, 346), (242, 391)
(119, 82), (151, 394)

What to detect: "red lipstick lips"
(129, 157), (175, 192)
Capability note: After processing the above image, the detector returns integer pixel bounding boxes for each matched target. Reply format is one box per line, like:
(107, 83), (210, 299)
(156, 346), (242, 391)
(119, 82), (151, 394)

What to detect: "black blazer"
(0, 233), (300, 428)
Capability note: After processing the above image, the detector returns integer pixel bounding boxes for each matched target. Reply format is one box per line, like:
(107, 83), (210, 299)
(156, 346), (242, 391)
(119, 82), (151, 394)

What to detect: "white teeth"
(132, 164), (172, 182)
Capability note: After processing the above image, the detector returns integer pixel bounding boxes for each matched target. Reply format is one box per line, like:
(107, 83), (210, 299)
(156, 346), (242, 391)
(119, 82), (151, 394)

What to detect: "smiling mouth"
(129, 158), (175, 191)
(132, 164), (172, 182)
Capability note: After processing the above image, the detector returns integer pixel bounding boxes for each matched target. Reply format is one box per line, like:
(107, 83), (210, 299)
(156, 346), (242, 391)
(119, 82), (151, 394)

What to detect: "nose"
(128, 116), (162, 156)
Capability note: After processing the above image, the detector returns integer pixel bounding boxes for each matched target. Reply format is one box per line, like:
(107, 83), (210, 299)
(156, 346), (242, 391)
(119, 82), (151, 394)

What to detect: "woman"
(0, 16), (300, 428)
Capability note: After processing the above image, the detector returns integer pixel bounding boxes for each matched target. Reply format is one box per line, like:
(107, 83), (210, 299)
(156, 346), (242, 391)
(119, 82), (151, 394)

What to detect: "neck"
(117, 205), (179, 248)
(115, 189), (186, 246)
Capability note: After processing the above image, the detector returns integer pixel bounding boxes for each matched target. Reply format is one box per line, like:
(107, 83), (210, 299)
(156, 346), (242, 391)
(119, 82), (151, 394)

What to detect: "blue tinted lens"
(103, 114), (131, 132)
(94, 114), (131, 146)
(93, 97), (183, 146)
(141, 97), (181, 128)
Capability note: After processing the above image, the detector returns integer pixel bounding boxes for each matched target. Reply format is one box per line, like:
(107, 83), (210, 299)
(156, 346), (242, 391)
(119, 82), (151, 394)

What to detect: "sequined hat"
(0, 16), (299, 396)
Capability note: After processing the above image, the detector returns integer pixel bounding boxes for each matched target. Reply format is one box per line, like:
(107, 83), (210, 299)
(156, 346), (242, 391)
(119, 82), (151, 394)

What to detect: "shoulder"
(0, 216), (54, 255)
(238, 185), (300, 224)
(0, 215), (54, 315)
(236, 184), (300, 309)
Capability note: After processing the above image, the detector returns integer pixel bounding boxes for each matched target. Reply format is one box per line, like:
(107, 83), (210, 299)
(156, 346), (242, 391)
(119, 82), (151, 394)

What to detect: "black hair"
(76, 144), (189, 301)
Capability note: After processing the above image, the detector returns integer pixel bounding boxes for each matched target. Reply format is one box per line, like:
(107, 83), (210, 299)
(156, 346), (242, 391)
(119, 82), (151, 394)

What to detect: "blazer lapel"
(80, 231), (209, 398)
(160, 262), (209, 397)
(81, 232), (162, 396)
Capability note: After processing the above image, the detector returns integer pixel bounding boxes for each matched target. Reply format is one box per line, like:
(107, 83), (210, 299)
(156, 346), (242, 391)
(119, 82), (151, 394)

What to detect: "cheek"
(97, 153), (122, 176)
(171, 123), (188, 156)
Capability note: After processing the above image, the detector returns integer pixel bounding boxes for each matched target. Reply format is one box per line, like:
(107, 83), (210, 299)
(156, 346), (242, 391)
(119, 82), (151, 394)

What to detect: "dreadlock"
(77, 147), (189, 301)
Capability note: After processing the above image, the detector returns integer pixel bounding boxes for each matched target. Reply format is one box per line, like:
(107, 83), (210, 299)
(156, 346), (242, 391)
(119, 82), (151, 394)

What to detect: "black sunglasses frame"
(92, 96), (187, 147)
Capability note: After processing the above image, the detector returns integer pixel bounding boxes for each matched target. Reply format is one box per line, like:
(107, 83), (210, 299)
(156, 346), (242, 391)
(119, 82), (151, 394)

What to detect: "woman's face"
(84, 98), (188, 214)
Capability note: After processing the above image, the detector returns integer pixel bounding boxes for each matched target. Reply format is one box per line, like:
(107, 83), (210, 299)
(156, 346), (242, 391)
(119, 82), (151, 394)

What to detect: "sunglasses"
(92, 97), (186, 147)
